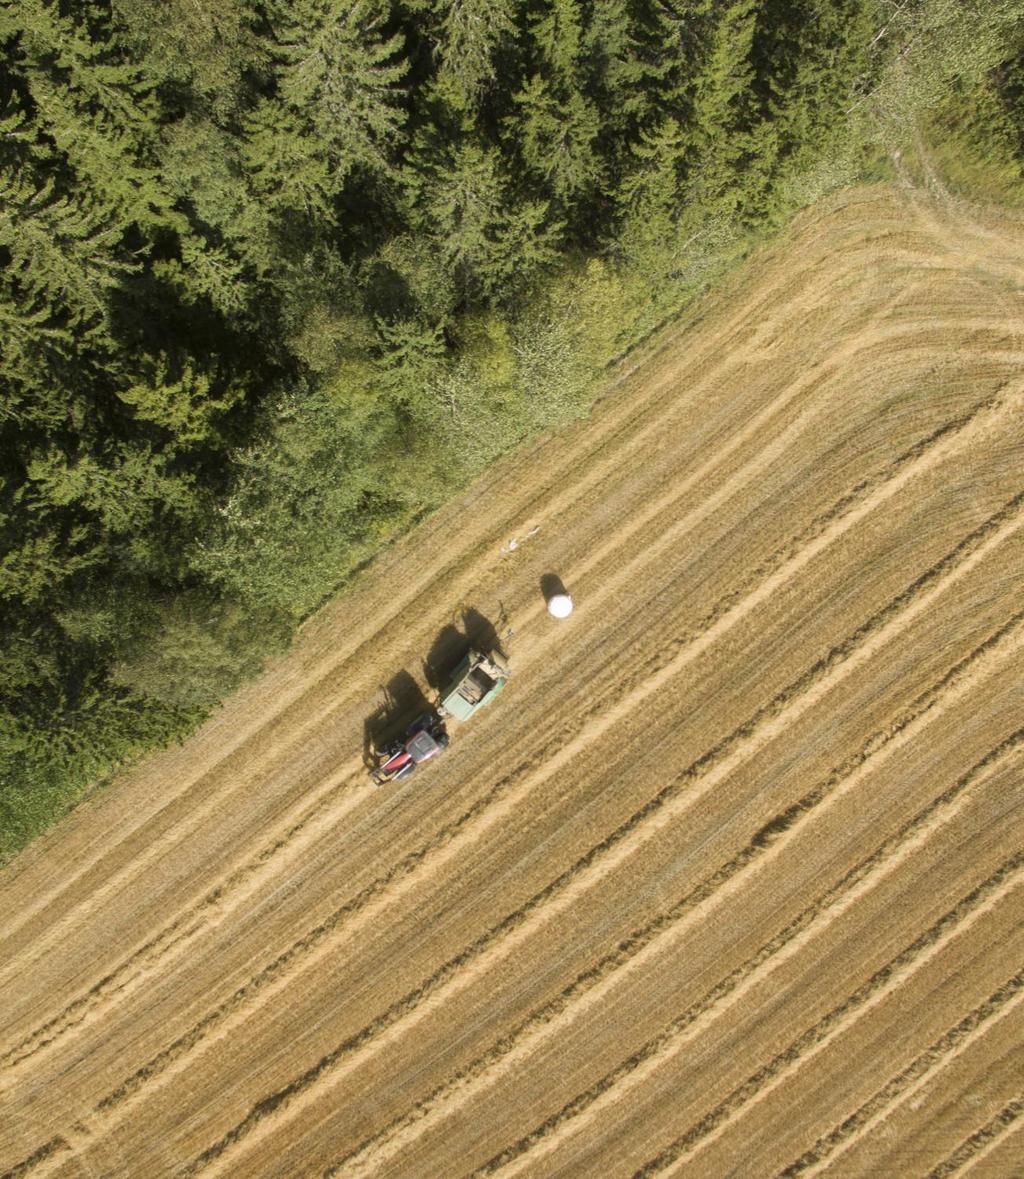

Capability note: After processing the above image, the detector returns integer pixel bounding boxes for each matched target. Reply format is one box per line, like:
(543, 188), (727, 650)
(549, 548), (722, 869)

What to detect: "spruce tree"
(267, 0), (407, 186)
(429, 0), (521, 114)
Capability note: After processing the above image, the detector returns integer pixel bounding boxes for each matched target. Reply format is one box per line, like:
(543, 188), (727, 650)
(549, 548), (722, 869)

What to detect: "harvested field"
(2, 182), (1023, 1179)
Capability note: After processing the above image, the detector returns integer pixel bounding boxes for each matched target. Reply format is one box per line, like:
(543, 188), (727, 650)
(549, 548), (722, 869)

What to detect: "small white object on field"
(500, 525), (540, 557)
(547, 593), (573, 619)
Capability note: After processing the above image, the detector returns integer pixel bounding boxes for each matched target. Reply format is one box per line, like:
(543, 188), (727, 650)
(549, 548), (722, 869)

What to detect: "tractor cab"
(371, 713), (449, 785)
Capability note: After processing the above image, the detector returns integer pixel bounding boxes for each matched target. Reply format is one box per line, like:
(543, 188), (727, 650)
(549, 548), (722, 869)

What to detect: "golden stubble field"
(2, 183), (1023, 1179)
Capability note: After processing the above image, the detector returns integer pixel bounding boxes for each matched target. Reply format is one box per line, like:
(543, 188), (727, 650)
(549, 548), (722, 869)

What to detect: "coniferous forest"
(2, 0), (1024, 855)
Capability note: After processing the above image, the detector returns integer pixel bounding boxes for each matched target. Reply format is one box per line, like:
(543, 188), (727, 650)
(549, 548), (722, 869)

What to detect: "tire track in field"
(783, 1016), (1024, 1176)
(85, 384), (1023, 1141)
(927, 1095), (1024, 1179)
(467, 732), (1024, 1178)
(632, 866), (1024, 1177)
(336, 640), (1024, 1177)
(1, 291), (933, 1075)
(174, 424), (1024, 1177)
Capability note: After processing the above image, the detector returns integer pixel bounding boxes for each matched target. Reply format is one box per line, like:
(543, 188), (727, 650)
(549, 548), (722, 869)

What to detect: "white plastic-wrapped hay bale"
(547, 593), (573, 618)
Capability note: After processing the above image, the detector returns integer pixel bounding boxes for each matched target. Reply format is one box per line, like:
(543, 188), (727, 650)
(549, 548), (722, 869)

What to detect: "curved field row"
(1, 184), (1023, 1179)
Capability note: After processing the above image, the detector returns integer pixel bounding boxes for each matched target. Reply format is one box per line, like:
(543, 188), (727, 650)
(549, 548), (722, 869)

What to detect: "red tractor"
(370, 712), (450, 785)
(368, 651), (509, 785)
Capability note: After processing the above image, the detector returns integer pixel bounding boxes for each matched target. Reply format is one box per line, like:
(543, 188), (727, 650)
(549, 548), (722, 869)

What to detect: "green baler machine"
(438, 650), (509, 722)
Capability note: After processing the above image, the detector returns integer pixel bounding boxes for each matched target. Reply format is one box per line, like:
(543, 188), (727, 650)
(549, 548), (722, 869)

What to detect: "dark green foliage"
(925, 49), (1024, 206)
(1, 0), (1018, 859)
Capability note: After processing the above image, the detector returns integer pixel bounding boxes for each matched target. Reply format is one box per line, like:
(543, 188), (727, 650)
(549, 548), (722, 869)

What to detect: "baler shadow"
(364, 606), (503, 768)
(422, 608), (505, 690)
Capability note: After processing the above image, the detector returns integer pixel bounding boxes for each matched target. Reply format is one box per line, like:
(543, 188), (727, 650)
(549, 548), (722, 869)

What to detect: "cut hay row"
(786, 1008), (1024, 1177)
(927, 1096), (1024, 1179)
(0, 194), (976, 968)
(632, 877), (1024, 1177)
(0, 213), (972, 1037)
(75, 345), (1023, 1127)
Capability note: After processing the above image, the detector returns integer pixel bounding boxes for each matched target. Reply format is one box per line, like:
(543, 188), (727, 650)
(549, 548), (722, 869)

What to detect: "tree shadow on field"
(362, 669), (431, 768)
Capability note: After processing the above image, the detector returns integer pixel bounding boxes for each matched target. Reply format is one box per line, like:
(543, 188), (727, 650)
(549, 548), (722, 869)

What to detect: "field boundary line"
(0, 286), (928, 1071)
(0, 204), (912, 948)
(334, 634), (1024, 1177)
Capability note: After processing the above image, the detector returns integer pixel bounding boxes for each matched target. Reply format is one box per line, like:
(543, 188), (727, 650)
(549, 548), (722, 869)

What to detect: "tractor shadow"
(422, 608), (505, 691)
(362, 670), (432, 769)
